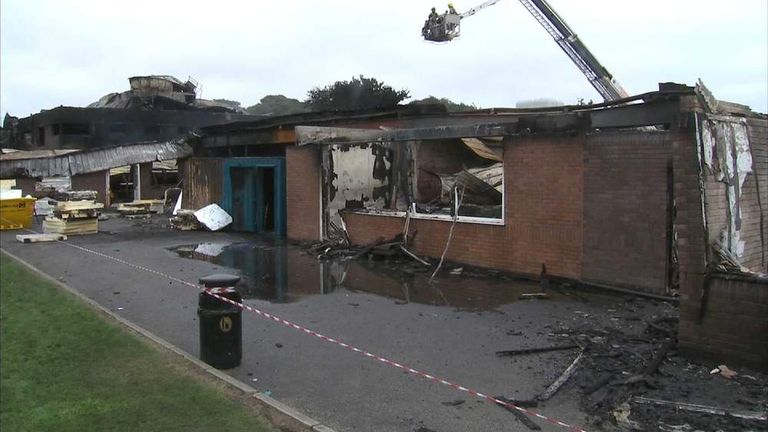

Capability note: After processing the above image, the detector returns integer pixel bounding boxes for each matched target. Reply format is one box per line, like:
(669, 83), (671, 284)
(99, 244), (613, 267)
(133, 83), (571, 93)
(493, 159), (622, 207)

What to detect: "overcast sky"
(2, 0), (766, 117)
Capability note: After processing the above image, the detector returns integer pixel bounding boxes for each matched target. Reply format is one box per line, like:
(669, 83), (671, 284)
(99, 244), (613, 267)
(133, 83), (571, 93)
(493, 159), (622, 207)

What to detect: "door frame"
(222, 157), (286, 237)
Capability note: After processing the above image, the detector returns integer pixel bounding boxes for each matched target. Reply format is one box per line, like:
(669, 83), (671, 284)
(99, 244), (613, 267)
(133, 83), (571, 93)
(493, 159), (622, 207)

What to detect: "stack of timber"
(43, 198), (103, 236)
(117, 200), (165, 217)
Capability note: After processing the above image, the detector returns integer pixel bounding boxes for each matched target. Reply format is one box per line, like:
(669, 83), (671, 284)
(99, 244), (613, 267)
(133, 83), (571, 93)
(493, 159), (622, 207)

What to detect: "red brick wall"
(678, 275), (768, 370)
(286, 146), (321, 241)
(677, 114), (768, 370)
(673, 116), (722, 364)
(745, 118), (767, 272)
(506, 135), (584, 278)
(71, 170), (108, 205)
(582, 132), (671, 294)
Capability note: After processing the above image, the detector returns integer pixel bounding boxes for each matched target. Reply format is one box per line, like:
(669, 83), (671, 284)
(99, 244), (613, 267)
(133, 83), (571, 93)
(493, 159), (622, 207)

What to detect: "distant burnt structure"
(2, 75), (259, 150)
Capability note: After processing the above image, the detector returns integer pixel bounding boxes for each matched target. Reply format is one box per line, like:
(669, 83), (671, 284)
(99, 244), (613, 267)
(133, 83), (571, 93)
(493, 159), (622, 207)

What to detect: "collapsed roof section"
(0, 137), (192, 178)
(88, 75), (245, 113)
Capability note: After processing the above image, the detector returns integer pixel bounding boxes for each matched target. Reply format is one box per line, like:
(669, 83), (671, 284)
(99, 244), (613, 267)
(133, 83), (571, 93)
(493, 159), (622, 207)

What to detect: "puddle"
(170, 241), (565, 311)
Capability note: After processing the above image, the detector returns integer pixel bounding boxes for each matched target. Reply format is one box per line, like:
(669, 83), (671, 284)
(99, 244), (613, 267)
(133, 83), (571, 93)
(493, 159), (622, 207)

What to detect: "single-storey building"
(180, 82), (767, 370)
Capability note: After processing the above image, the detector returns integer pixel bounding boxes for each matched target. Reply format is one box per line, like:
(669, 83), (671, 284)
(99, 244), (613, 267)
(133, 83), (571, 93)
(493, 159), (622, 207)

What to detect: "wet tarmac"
(6, 217), (762, 432)
(170, 241), (564, 311)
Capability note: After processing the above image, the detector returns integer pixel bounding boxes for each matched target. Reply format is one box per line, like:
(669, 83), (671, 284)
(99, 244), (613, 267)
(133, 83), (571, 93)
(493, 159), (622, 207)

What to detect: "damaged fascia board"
(295, 122), (522, 146)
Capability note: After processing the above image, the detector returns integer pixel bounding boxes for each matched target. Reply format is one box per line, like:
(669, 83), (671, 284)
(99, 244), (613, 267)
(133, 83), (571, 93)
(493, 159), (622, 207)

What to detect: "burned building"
(0, 139), (191, 206)
(0, 75), (261, 205)
(181, 82), (767, 370)
(3, 75), (258, 151)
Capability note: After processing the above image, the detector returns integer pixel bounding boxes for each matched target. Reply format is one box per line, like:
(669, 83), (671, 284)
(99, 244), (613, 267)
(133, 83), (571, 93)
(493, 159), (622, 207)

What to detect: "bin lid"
(199, 273), (241, 288)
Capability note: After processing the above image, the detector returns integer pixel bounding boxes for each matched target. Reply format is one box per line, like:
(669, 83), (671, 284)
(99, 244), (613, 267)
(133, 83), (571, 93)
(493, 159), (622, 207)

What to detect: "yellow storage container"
(0, 197), (36, 230)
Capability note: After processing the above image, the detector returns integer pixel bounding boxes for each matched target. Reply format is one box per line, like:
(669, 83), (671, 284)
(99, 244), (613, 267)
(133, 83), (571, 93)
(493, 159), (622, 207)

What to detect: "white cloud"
(2, 0), (766, 117)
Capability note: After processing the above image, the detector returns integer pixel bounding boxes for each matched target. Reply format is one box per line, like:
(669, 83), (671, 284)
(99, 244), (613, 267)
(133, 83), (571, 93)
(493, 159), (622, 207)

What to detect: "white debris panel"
(194, 204), (232, 231)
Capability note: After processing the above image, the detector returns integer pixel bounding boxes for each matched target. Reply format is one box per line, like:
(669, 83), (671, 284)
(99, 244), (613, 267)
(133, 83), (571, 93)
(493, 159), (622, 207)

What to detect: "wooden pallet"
(16, 233), (67, 243)
(117, 200), (164, 215)
(55, 200), (104, 212)
(0, 222), (23, 231)
(43, 217), (98, 235)
(56, 209), (101, 219)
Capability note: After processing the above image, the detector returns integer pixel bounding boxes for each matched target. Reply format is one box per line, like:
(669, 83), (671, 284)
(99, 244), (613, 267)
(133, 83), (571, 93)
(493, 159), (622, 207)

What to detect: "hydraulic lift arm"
(517, 0), (629, 101)
(460, 0), (503, 19)
(422, 0), (629, 102)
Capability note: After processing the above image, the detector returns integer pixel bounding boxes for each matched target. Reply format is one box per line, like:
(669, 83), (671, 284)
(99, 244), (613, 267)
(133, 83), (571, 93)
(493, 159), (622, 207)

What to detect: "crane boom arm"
(518, 0), (629, 101)
(460, 0), (502, 19)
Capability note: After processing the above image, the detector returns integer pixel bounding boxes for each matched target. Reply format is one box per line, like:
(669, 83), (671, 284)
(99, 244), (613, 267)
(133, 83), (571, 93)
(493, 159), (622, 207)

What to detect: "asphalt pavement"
(1, 216), (606, 432)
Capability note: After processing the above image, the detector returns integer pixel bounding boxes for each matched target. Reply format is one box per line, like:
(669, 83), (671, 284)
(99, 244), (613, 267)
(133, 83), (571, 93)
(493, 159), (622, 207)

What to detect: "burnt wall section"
(323, 143), (399, 231)
(582, 131), (672, 294)
(180, 158), (223, 210)
(678, 113), (768, 370)
(71, 170), (108, 205)
(14, 107), (256, 151)
(678, 275), (768, 370)
(286, 146), (321, 241)
(699, 115), (766, 272)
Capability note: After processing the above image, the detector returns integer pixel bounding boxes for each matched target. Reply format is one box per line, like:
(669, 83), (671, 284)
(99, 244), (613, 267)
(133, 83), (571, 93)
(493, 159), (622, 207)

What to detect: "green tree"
(245, 95), (309, 116)
(211, 98), (243, 111)
(410, 96), (478, 112)
(306, 75), (410, 112)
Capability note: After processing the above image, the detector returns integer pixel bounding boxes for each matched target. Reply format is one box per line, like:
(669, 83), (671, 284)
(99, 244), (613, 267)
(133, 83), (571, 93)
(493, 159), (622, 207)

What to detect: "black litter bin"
(198, 274), (242, 369)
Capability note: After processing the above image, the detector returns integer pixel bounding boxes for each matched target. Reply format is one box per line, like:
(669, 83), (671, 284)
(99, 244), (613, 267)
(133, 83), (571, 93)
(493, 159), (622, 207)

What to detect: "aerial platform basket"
(422, 13), (462, 42)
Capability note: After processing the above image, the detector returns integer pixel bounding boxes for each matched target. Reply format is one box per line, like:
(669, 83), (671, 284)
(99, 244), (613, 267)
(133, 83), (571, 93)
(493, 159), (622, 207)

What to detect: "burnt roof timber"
(200, 89), (695, 136)
(295, 99), (684, 145)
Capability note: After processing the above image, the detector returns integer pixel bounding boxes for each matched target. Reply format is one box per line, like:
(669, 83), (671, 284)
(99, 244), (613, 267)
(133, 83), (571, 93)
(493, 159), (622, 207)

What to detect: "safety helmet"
(448, 3), (454, 7)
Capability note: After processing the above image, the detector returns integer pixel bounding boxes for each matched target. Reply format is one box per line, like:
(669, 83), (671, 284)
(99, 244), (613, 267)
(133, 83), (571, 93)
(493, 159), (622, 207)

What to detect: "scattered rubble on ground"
(302, 235), (767, 432)
(169, 209), (203, 231)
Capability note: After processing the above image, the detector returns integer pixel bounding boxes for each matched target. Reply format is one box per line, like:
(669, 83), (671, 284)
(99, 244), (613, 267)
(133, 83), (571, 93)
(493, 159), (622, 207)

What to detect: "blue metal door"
(222, 158), (286, 237)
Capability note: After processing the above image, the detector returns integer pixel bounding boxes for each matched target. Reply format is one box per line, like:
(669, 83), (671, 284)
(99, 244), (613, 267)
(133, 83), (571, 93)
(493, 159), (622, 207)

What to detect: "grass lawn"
(0, 253), (276, 432)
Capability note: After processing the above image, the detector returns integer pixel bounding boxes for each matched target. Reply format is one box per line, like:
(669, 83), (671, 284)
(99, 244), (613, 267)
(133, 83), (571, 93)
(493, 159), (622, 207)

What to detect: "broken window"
(412, 138), (503, 221)
(324, 137), (503, 232)
(325, 142), (401, 216)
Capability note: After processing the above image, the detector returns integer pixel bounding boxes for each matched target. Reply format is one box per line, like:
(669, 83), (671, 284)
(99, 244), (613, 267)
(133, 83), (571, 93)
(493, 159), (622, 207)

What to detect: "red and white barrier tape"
(6, 226), (588, 432)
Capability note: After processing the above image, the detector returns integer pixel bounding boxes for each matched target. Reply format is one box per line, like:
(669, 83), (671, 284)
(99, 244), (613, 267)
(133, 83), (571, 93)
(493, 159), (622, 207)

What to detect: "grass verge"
(0, 253), (276, 432)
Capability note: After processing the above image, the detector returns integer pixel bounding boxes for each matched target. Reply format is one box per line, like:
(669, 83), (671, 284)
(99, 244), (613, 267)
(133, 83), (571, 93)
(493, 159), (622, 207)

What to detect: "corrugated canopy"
(0, 139), (192, 179)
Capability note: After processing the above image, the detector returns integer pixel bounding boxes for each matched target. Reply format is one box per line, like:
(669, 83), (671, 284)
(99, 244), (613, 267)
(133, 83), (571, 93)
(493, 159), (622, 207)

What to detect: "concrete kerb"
(0, 248), (336, 432)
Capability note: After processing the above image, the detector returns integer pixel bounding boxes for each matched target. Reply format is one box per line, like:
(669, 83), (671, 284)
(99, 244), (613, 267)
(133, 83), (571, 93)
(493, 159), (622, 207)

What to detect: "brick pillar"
(286, 146), (321, 241)
(673, 114), (711, 357)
